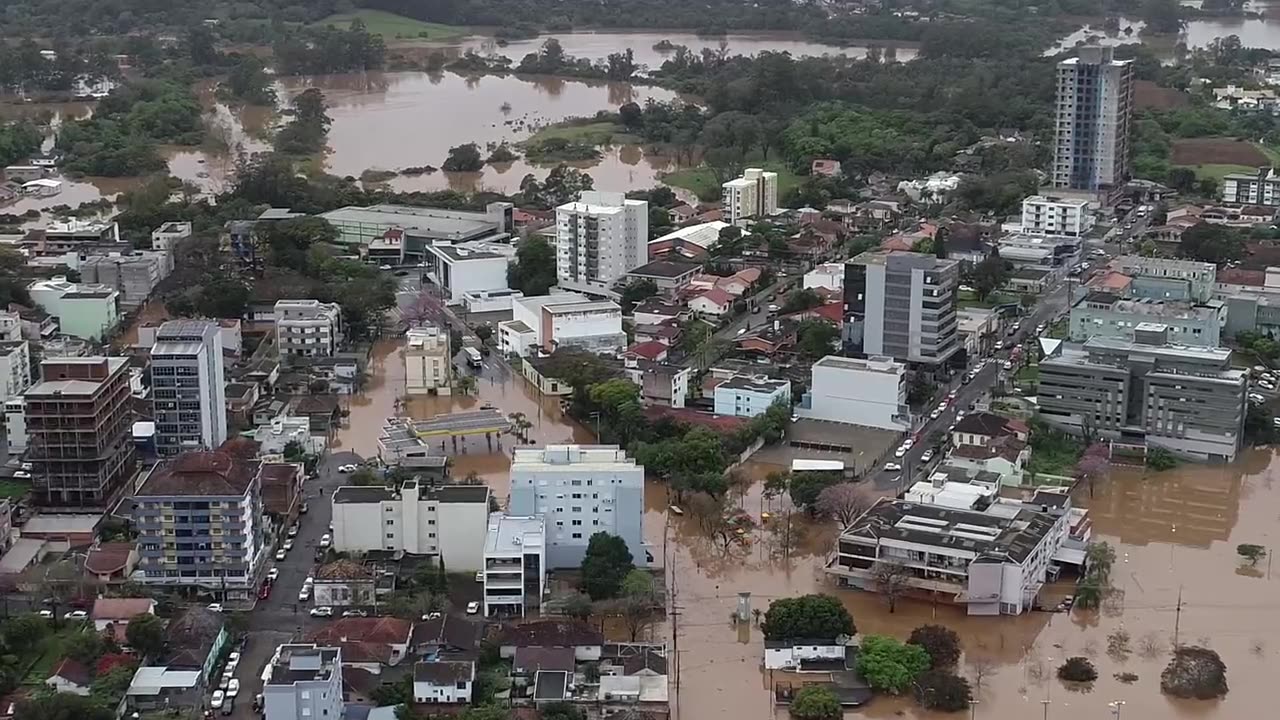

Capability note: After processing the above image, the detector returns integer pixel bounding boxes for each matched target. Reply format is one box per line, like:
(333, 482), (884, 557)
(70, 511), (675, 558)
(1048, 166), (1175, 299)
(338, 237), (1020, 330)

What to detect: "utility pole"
(1173, 586), (1183, 649)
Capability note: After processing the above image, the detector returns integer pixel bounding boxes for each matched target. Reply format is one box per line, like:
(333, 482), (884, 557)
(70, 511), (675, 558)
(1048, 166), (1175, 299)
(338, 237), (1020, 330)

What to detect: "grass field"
(24, 625), (90, 683)
(1180, 162), (1258, 184)
(0, 480), (29, 498)
(662, 159), (800, 203)
(312, 10), (467, 41)
(523, 121), (641, 147)
(1171, 137), (1270, 167)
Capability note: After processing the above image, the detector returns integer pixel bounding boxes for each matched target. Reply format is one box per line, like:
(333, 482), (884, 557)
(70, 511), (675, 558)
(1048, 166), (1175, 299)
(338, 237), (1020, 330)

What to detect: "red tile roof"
(695, 288), (734, 308)
(1218, 267), (1265, 287)
(307, 617), (413, 646)
(92, 597), (154, 621)
(48, 658), (91, 687)
(625, 341), (668, 361)
(85, 543), (135, 575)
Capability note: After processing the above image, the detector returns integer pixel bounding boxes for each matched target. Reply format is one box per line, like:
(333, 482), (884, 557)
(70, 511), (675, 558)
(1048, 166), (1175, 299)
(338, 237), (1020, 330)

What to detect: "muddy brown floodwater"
(336, 342), (1280, 719)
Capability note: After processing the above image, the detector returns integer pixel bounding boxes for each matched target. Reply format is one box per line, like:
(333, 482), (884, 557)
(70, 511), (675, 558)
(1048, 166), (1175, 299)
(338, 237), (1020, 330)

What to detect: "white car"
(342, 609), (368, 618)
(884, 462), (902, 472)
(220, 673), (232, 690)
(37, 610), (53, 619)
(319, 534), (332, 549)
(902, 439), (914, 450)
(1264, 373), (1277, 383)
(378, 264), (392, 271)
(310, 606), (333, 618)
(1250, 393), (1266, 404)
(283, 540), (295, 551)
(14, 471), (29, 479)
(1002, 360), (1014, 370)
(894, 446), (906, 458)
(921, 450), (934, 463)
(227, 679), (240, 698)
(466, 601), (481, 615)
(211, 691), (225, 710)
(338, 464), (356, 473)
(298, 587), (311, 602)
(275, 549), (287, 561)
(267, 568), (280, 582)
(475, 571), (484, 583)
(63, 610), (87, 620)
(287, 526), (299, 538)
(206, 603), (224, 613)
(1262, 381), (1277, 391)
(227, 651), (241, 666)
(929, 409), (941, 420)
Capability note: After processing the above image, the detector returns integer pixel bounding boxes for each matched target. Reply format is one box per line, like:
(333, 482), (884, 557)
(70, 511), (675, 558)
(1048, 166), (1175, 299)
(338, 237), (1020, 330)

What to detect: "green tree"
(350, 468), (379, 486)
(907, 624), (962, 669)
(1180, 222), (1244, 264)
(972, 249), (1010, 301)
(619, 279), (658, 312)
(562, 594), (594, 622)
(1237, 543), (1266, 565)
(788, 472), (840, 511)
(443, 143), (484, 172)
(782, 289), (823, 313)
(856, 635), (931, 694)
(761, 594), (854, 640)
(1141, 0), (1184, 34)
(1057, 656), (1098, 682)
(580, 532), (635, 600)
(125, 612), (165, 658)
(1146, 447), (1179, 471)
(223, 55), (277, 105)
(507, 237), (558, 296)
(789, 685), (841, 720)
(259, 216), (340, 271)
(16, 692), (113, 720)
(796, 319), (839, 359)
(914, 669), (973, 712)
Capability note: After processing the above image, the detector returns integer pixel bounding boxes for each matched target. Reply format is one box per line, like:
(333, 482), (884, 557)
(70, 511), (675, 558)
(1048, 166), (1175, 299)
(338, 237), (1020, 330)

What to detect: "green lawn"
(1254, 143), (1280, 166)
(24, 625), (90, 683)
(956, 289), (1017, 309)
(523, 121), (640, 147)
(312, 10), (467, 41)
(0, 480), (29, 498)
(1178, 163), (1257, 184)
(662, 159), (800, 203)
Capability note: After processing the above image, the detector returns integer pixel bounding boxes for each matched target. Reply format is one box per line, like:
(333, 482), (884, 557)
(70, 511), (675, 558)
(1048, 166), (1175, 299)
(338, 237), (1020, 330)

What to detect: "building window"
(386, 520), (394, 525)
(571, 533), (582, 539)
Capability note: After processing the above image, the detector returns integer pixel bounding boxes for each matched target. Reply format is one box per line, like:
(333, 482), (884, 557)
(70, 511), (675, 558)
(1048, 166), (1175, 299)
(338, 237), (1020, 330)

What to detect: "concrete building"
(957, 308), (999, 358)
(330, 482), (491, 570)
(722, 168), (779, 225)
(500, 293), (625, 358)
(25, 357), (135, 509)
(151, 221), (192, 252)
(509, 445), (647, 568)
(997, 233), (1080, 270)
(0, 340), (32, 403)
(1221, 167), (1280, 206)
(1020, 196), (1095, 237)
(1112, 255), (1216, 303)
(555, 191), (649, 296)
(79, 251), (173, 309)
(4, 397), (26, 454)
(482, 513), (546, 617)
(424, 243), (513, 304)
(796, 355), (909, 431)
(647, 221), (734, 261)
(32, 219), (121, 254)
(1051, 46), (1134, 200)
(1069, 291), (1222, 347)
(826, 497), (1070, 615)
(151, 320), (228, 455)
(319, 202), (514, 252)
(0, 310), (21, 342)
(263, 644), (344, 720)
(405, 325), (451, 395)
(843, 251), (960, 368)
(625, 260), (701, 293)
(803, 263), (844, 292)
(1039, 328), (1247, 461)
(27, 277), (120, 341)
(713, 375), (792, 418)
(274, 299), (342, 358)
(131, 450), (266, 599)
(413, 661), (475, 705)
(252, 416), (323, 457)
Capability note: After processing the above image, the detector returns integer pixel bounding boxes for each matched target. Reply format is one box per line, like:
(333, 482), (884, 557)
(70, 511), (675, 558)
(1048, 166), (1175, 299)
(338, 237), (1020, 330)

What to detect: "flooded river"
(334, 335), (1280, 720)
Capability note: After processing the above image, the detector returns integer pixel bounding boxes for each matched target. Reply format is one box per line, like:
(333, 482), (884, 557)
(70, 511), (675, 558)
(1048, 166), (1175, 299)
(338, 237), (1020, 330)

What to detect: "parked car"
(298, 587), (311, 602)
(466, 601), (481, 615)
(286, 526), (299, 538)
(342, 609), (368, 618)
(475, 571), (484, 583)
(310, 606), (334, 618)
(37, 610), (53, 619)
(207, 603), (224, 613)
(884, 462), (902, 472)
(63, 610), (87, 620)
(275, 549), (287, 561)
(338, 464), (357, 473)
(300, 502), (309, 514)
(283, 540), (295, 551)
(319, 534), (331, 549)
(267, 568), (280, 582)
(1250, 393), (1266, 404)
(227, 679), (240, 698)
(211, 691), (225, 710)
(921, 450), (934, 463)
(894, 446), (906, 458)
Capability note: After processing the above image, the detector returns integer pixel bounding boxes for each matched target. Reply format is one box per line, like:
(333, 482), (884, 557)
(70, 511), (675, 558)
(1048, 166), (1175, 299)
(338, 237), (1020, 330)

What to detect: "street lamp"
(1108, 701), (1125, 719)
(968, 698), (979, 720)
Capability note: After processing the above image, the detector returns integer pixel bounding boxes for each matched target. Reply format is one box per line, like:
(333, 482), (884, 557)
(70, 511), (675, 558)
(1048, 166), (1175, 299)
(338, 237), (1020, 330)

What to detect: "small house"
(412, 660), (475, 704)
(45, 658), (92, 696)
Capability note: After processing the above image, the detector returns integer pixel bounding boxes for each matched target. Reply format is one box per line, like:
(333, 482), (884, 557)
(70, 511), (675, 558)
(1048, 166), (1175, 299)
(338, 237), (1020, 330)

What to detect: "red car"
(259, 580), (272, 600)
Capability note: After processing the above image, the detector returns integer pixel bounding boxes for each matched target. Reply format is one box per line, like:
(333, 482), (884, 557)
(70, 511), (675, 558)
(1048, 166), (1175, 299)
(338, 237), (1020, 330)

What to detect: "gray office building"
(1038, 325), (1247, 461)
(1069, 292), (1222, 348)
(1051, 46), (1134, 200)
(152, 320), (227, 456)
(263, 644), (344, 720)
(843, 250), (960, 368)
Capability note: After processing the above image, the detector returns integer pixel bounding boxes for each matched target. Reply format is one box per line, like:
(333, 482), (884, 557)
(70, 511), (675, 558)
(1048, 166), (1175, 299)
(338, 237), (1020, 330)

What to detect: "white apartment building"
(274, 299), (342, 358)
(482, 513), (546, 617)
(796, 355), (909, 431)
(713, 375), (792, 418)
(1020, 195), (1095, 238)
(413, 661), (475, 704)
(1051, 46), (1134, 199)
(151, 320), (227, 456)
(27, 277), (120, 341)
(252, 416), (325, 457)
(500, 292), (625, 357)
(330, 482), (491, 570)
(0, 311), (21, 342)
(3, 398), (25, 454)
(405, 325), (451, 395)
(803, 263), (844, 292)
(0, 340), (32, 403)
(424, 242), (513, 304)
(508, 445), (648, 568)
(263, 645), (344, 720)
(1222, 167), (1280, 206)
(555, 191), (649, 296)
(722, 168), (779, 226)
(827, 497), (1071, 616)
(151, 221), (192, 253)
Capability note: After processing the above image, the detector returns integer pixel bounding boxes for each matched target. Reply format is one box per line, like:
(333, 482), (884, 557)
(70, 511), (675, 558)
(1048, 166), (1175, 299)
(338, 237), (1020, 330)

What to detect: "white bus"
(464, 347), (483, 368)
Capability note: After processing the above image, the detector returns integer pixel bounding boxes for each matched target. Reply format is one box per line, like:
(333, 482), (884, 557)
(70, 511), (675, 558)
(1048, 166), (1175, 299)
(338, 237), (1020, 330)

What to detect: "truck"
(464, 346), (483, 368)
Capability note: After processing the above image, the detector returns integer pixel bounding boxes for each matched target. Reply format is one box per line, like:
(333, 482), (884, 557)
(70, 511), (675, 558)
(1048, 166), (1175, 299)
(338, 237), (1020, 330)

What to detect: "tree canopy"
(580, 532), (635, 600)
(856, 635), (931, 694)
(761, 594), (854, 641)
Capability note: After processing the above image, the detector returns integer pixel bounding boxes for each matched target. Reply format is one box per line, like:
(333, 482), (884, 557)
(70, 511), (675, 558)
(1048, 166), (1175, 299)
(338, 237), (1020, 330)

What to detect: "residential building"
(688, 288), (734, 317)
(80, 251), (172, 309)
(1038, 328), (1247, 461)
(32, 219), (121, 253)
(501, 293), (625, 357)
(722, 168), (779, 225)
(0, 340), (31, 403)
(414, 661), (475, 704)
(482, 513), (546, 617)
(843, 251), (960, 368)
(764, 640), (848, 671)
(424, 242), (513, 304)
(1112, 255), (1216, 302)
(405, 325), (451, 395)
(330, 482), (491, 570)
(897, 173), (962, 204)
(253, 416), (324, 457)
(151, 320), (228, 455)
(1020, 196), (1095, 238)
(319, 202), (513, 251)
(496, 620), (603, 660)
(623, 358), (691, 408)
(0, 310), (22, 342)
(4, 397), (26, 454)
(826, 497), (1070, 615)
(312, 559), (377, 607)
(46, 658), (92, 695)
(25, 357), (135, 509)
(632, 299), (686, 327)
(555, 191), (649, 295)
(91, 597), (156, 639)
(996, 233), (1080, 270)
(85, 542), (140, 584)
(27, 277), (120, 341)
(647, 221), (735, 261)
(796, 355), (909, 431)
(131, 450), (267, 599)
(125, 610), (228, 711)
(3, 164), (44, 181)
(957, 308), (999, 358)
(1051, 46), (1135, 200)
(274, 299), (342, 358)
(1221, 167), (1280, 206)
(1069, 292), (1222, 347)
(263, 644), (344, 720)
(1006, 267), (1053, 294)
(151, 221), (192, 252)
(306, 617), (414, 668)
(509, 445), (647, 568)
(463, 288), (524, 313)
(713, 375), (792, 418)
(625, 260), (701, 292)
(804, 263), (844, 292)
(951, 413), (1030, 448)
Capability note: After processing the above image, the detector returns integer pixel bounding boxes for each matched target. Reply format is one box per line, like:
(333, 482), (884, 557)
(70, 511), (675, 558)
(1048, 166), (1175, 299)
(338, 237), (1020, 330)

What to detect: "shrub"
(1057, 656), (1098, 683)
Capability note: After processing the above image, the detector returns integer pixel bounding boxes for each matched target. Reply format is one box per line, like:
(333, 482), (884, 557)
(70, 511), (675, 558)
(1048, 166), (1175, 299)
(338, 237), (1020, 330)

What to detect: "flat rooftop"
(430, 244), (505, 262)
(813, 355), (903, 375)
(321, 204), (502, 242)
(485, 513), (545, 555)
(27, 357), (127, 396)
(841, 498), (1056, 564)
(267, 644), (340, 686)
(719, 375), (790, 393)
(628, 260), (700, 279)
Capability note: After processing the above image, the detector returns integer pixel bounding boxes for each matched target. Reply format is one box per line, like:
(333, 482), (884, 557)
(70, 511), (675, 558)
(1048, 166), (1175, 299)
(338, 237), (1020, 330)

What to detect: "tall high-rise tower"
(1051, 46), (1135, 201)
